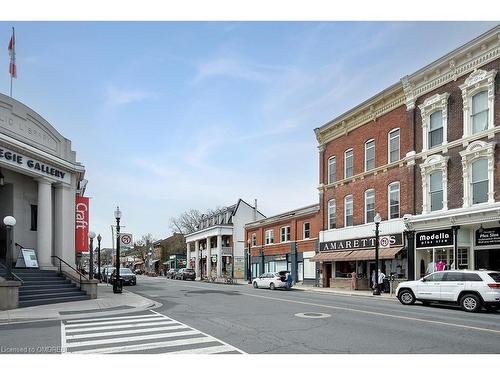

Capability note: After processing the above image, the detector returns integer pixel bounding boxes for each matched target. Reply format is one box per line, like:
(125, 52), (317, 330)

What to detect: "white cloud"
(104, 85), (158, 105)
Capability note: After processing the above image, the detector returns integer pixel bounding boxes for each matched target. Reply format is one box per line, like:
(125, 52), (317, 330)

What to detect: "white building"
(0, 93), (86, 270)
(185, 199), (265, 280)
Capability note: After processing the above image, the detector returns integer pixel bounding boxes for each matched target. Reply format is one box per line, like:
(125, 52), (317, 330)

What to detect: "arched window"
(388, 129), (400, 163)
(344, 195), (353, 227)
(365, 139), (375, 171)
(327, 156), (336, 184)
(344, 149), (353, 178)
(364, 189), (375, 223)
(328, 199), (336, 229)
(460, 141), (494, 207)
(388, 182), (400, 219)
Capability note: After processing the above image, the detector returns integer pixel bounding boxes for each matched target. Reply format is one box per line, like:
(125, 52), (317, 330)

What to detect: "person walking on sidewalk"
(286, 272), (293, 289)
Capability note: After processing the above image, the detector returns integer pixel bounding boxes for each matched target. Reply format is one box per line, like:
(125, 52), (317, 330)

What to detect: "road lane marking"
(66, 314), (158, 323)
(66, 325), (190, 340)
(64, 320), (179, 333)
(239, 292), (500, 335)
(64, 316), (168, 328)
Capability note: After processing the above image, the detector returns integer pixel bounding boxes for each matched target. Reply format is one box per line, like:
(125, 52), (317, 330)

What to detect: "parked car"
(166, 268), (179, 279)
(102, 266), (115, 283)
(175, 268), (196, 280)
(252, 271), (289, 290)
(134, 269), (143, 275)
(109, 268), (137, 286)
(396, 270), (500, 313)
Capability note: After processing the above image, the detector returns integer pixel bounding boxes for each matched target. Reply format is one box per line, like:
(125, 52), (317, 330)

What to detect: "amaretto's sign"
(0, 146), (69, 183)
(320, 234), (403, 252)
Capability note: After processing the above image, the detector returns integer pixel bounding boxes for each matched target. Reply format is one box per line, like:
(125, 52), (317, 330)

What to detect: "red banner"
(75, 195), (89, 253)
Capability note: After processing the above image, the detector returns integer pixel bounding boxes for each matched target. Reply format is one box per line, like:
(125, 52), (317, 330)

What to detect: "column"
(406, 230), (415, 281)
(206, 237), (211, 278)
(36, 178), (53, 269)
(195, 240), (200, 280)
(216, 234), (222, 277)
(186, 242), (191, 269)
(54, 184), (75, 267)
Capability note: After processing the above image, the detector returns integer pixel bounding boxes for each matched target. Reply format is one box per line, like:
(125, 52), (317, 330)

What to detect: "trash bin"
(113, 278), (123, 294)
(382, 277), (390, 293)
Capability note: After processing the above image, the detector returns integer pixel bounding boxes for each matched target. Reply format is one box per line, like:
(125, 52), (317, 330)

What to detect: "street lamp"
(148, 249), (153, 274)
(113, 206), (123, 294)
(247, 238), (252, 284)
(97, 234), (102, 282)
(89, 231), (96, 279)
(373, 213), (382, 296)
(3, 216), (16, 280)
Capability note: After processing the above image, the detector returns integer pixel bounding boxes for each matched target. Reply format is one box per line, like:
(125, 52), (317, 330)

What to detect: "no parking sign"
(119, 233), (133, 247)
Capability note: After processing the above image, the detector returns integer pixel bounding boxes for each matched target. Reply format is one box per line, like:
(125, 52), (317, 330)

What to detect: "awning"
(311, 247), (404, 262)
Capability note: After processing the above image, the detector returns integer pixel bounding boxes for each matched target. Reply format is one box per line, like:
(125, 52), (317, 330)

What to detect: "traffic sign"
(119, 233), (133, 247)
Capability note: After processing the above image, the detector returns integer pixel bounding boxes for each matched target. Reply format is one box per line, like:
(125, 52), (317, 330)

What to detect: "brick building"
(313, 25), (500, 288)
(313, 84), (411, 289)
(245, 204), (320, 285)
(403, 26), (500, 279)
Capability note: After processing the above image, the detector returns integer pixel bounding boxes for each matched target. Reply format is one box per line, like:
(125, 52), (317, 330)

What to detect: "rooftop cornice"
(401, 25), (500, 110)
(315, 83), (405, 146)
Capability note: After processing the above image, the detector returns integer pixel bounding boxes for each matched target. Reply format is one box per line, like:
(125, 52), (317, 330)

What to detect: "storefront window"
(457, 248), (469, 269)
(335, 261), (356, 278)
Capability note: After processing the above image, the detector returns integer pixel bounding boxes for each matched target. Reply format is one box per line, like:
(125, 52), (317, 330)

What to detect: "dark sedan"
(175, 268), (196, 280)
(110, 268), (137, 285)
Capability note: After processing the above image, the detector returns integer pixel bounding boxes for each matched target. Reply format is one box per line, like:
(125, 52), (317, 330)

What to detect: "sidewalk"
(293, 285), (397, 300)
(0, 283), (161, 324)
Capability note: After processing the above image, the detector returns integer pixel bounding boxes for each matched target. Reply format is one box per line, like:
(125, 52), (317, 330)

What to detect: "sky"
(0, 21), (497, 247)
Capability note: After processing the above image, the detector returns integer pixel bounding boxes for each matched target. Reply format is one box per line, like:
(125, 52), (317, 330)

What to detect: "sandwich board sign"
(15, 248), (39, 268)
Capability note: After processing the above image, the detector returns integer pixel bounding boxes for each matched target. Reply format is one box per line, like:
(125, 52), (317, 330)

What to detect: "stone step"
(19, 286), (81, 296)
(21, 282), (76, 290)
(20, 290), (86, 301)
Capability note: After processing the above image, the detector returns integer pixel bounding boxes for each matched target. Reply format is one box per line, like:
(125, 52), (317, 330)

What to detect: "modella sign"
(320, 234), (402, 252)
(416, 229), (453, 248)
(0, 146), (69, 183)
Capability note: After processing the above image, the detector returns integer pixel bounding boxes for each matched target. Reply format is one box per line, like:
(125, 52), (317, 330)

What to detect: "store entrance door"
(324, 263), (332, 287)
(475, 249), (500, 272)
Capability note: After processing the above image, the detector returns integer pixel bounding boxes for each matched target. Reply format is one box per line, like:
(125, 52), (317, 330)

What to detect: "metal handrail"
(0, 261), (23, 282)
(51, 255), (89, 286)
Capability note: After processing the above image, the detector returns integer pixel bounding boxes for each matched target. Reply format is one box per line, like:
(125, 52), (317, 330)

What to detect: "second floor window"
(365, 189), (375, 223)
(389, 129), (400, 163)
(388, 182), (400, 219)
(471, 91), (488, 134)
(328, 199), (336, 229)
(328, 156), (336, 184)
(280, 226), (291, 242)
(345, 149), (353, 178)
(429, 170), (443, 211)
(344, 195), (353, 227)
(472, 158), (488, 204)
(265, 230), (274, 245)
(251, 233), (257, 246)
(429, 111), (443, 148)
(303, 222), (310, 239)
(365, 140), (375, 171)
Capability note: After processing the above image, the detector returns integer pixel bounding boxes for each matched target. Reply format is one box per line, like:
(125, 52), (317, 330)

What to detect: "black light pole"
(97, 234), (102, 282)
(247, 239), (252, 284)
(3, 216), (16, 280)
(113, 206), (123, 294)
(89, 231), (95, 279)
(373, 213), (382, 296)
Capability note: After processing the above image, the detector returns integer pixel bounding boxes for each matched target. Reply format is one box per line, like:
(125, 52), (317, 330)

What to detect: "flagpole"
(9, 27), (14, 98)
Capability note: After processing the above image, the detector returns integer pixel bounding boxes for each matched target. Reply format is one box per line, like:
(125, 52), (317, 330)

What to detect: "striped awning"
(311, 247), (404, 262)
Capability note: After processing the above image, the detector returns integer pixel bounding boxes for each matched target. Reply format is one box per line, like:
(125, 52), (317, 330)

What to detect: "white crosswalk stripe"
(61, 310), (245, 354)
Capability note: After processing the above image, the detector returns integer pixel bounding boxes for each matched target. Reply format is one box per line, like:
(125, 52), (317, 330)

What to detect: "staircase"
(0, 268), (90, 308)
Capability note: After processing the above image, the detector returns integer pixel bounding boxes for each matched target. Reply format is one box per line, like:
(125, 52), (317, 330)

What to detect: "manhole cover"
(294, 312), (331, 319)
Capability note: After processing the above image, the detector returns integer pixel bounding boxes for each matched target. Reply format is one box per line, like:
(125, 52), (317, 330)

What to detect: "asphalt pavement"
(1, 275), (499, 354)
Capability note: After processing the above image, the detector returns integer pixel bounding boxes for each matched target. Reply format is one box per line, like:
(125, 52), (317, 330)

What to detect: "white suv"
(396, 270), (500, 313)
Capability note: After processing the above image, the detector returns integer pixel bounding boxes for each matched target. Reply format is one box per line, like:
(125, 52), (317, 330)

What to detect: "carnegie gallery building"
(0, 93), (86, 270)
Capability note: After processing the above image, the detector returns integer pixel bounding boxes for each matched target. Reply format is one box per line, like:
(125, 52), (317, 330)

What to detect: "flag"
(8, 28), (16, 79)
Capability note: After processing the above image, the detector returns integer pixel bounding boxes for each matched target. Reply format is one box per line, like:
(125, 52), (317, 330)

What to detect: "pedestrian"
(286, 272), (293, 289)
(378, 269), (386, 293)
(371, 270), (376, 290)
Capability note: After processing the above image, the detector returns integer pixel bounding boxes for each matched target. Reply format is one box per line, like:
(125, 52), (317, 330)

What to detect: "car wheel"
(270, 282), (275, 290)
(398, 289), (416, 305)
(253, 282), (258, 289)
(460, 294), (481, 313)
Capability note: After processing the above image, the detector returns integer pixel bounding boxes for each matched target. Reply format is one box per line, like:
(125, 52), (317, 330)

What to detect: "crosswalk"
(61, 310), (245, 354)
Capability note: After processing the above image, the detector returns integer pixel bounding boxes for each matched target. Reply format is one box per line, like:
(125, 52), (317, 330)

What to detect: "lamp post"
(247, 239), (252, 284)
(148, 249), (153, 274)
(3, 216), (16, 280)
(373, 213), (382, 296)
(89, 231), (96, 279)
(97, 234), (102, 282)
(113, 206), (123, 294)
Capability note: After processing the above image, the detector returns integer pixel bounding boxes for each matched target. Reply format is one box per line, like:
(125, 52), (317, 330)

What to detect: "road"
(1, 275), (499, 354)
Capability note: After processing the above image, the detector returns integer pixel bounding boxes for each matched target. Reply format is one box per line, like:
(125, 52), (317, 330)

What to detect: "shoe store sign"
(320, 233), (402, 251)
(475, 227), (500, 246)
(416, 229), (453, 248)
(0, 145), (70, 183)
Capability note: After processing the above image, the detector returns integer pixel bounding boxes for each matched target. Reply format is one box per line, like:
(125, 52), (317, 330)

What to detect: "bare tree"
(131, 234), (156, 263)
(169, 209), (203, 234)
